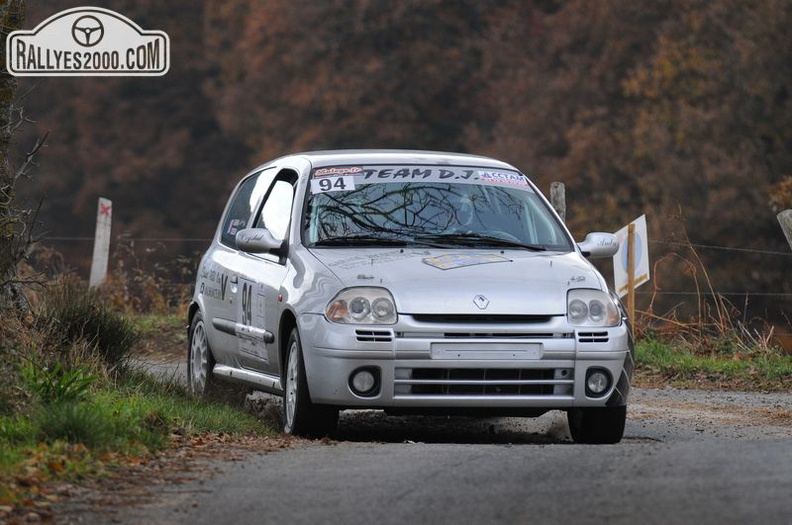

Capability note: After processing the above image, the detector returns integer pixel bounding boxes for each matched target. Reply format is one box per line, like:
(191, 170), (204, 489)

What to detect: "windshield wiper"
(415, 233), (547, 251)
(314, 234), (410, 247)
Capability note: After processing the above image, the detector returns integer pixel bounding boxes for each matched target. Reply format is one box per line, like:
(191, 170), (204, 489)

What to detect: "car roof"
(259, 149), (520, 172)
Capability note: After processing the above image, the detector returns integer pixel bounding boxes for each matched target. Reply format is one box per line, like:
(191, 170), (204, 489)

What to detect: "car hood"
(306, 248), (605, 315)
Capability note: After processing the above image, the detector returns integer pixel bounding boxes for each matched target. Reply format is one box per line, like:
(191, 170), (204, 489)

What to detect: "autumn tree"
(619, 0), (792, 307)
(467, 0), (792, 319)
(203, 0), (500, 158)
(19, 0), (251, 270)
(0, 0), (28, 305)
(14, 0), (792, 322)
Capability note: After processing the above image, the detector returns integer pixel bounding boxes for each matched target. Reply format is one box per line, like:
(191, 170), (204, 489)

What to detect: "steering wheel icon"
(72, 15), (104, 47)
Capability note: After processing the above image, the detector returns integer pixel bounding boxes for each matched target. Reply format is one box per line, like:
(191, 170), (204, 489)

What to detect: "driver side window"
(255, 173), (297, 243)
(220, 169), (275, 248)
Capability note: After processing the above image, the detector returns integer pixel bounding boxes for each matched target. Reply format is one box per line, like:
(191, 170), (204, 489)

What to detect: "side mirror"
(577, 232), (619, 258)
(235, 228), (284, 254)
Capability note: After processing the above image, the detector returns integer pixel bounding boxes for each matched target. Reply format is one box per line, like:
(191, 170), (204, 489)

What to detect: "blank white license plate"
(430, 342), (543, 360)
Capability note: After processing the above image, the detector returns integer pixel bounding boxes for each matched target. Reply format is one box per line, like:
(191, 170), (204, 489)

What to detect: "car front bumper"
(298, 313), (632, 410)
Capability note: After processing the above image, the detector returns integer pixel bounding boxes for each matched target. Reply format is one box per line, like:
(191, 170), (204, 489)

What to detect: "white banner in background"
(613, 215), (650, 298)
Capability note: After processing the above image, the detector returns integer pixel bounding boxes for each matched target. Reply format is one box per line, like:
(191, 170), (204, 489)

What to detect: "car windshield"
(304, 165), (573, 251)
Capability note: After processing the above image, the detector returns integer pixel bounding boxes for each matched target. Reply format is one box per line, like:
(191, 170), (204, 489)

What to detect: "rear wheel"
(283, 328), (338, 438)
(567, 406), (626, 444)
(188, 312), (219, 397)
(188, 312), (245, 403)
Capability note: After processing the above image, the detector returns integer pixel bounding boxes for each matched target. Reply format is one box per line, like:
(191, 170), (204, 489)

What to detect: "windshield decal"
(422, 253), (511, 270)
(310, 175), (356, 194)
(314, 166), (363, 177)
(478, 171), (528, 187)
(311, 165), (530, 188)
(359, 167), (476, 181)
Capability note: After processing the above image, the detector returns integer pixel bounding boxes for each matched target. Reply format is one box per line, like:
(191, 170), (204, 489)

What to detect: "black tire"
(283, 328), (338, 438)
(567, 406), (627, 444)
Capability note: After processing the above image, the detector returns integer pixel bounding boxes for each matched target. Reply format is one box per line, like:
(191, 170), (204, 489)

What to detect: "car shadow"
(245, 392), (573, 445)
(332, 409), (573, 445)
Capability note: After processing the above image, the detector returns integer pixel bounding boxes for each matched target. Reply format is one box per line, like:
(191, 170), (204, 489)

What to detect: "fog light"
(350, 368), (380, 397)
(585, 368), (612, 397)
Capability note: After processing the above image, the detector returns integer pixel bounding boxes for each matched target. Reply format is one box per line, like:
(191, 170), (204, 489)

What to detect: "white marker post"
(613, 215), (650, 321)
(779, 210), (792, 251)
(89, 197), (112, 287)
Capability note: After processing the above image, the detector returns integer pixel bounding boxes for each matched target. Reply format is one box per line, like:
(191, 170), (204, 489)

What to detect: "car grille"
(436, 332), (554, 339)
(355, 329), (394, 343)
(399, 314), (569, 340)
(394, 367), (573, 397)
(577, 331), (609, 343)
(410, 314), (553, 324)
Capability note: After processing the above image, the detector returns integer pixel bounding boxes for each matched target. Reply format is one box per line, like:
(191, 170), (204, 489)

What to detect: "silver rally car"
(188, 150), (633, 443)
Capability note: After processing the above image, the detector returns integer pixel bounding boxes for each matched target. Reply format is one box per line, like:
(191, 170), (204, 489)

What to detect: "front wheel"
(567, 406), (626, 444)
(283, 328), (338, 438)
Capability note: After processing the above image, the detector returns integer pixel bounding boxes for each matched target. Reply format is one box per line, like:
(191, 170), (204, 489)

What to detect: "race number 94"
(310, 176), (356, 194)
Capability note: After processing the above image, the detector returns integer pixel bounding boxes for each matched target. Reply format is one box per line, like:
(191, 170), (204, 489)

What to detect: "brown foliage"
(769, 175), (792, 212)
(11, 0), (792, 322)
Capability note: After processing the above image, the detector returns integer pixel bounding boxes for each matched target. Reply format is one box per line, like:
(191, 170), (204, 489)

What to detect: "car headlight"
(567, 289), (620, 327)
(326, 288), (397, 325)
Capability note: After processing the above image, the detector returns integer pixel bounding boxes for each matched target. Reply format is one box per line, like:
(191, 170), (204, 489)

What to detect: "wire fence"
(648, 239), (792, 258)
(39, 235), (792, 291)
(34, 233), (792, 339)
(38, 234), (792, 301)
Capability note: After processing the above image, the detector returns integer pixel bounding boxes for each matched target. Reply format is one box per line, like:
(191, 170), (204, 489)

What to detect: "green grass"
(0, 368), (274, 506)
(134, 312), (185, 336)
(112, 370), (269, 436)
(37, 276), (141, 368)
(635, 337), (792, 390)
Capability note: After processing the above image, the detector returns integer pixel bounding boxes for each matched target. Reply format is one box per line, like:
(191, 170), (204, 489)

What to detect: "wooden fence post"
(626, 223), (636, 322)
(550, 182), (566, 222)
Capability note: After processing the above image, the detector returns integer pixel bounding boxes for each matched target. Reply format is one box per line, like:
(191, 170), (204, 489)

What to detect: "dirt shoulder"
(3, 433), (311, 525)
(133, 316), (187, 364)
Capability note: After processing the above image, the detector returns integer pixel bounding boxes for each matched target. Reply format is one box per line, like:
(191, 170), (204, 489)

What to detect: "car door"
(228, 169), (297, 376)
(203, 167), (276, 368)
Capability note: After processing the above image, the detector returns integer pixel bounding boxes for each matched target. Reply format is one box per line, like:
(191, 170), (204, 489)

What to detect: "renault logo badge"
(473, 294), (490, 310)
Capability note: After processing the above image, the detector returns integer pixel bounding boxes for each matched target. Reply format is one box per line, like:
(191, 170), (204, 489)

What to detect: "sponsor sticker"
(311, 166), (531, 188)
(6, 6), (170, 76)
(313, 167), (363, 177)
(226, 218), (245, 236)
(478, 171), (528, 186)
(422, 253), (511, 270)
(328, 250), (429, 270)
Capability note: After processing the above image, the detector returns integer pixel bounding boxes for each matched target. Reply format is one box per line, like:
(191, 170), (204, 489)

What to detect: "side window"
(256, 177), (296, 242)
(220, 169), (275, 248)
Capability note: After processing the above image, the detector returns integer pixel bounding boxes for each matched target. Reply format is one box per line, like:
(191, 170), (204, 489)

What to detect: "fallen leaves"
(1, 430), (308, 524)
